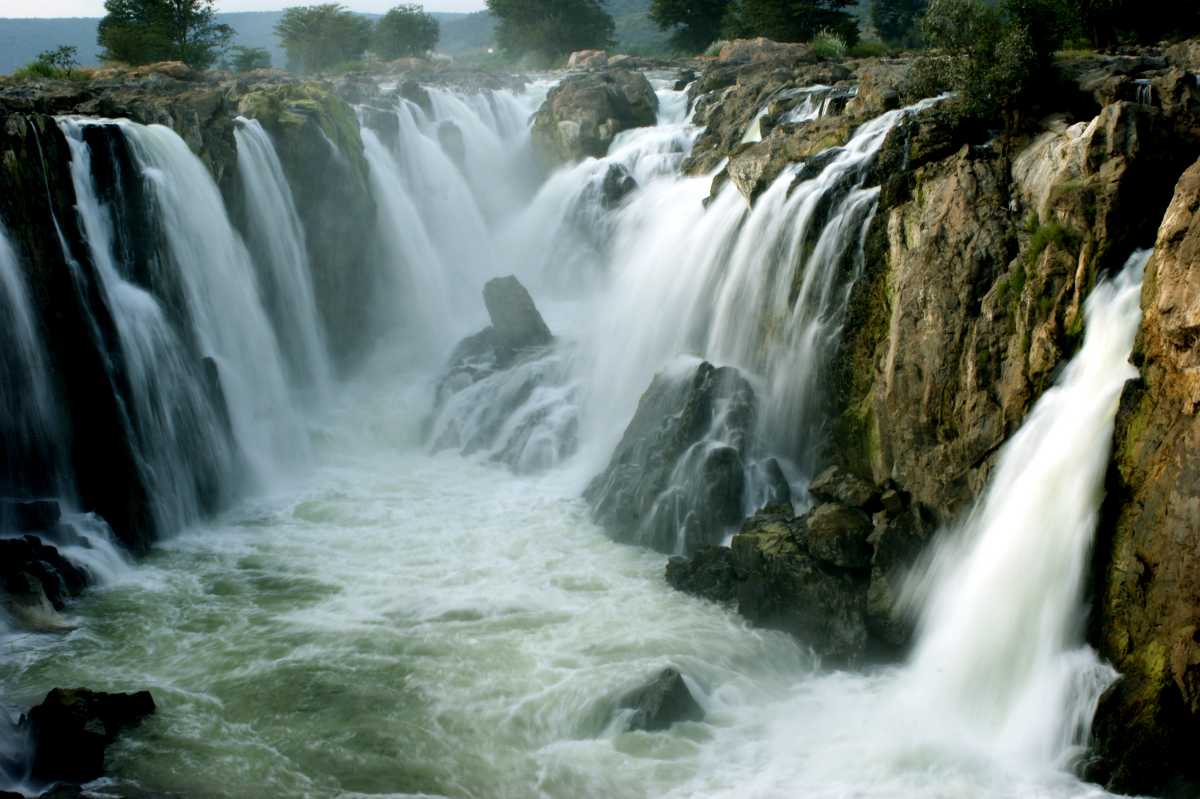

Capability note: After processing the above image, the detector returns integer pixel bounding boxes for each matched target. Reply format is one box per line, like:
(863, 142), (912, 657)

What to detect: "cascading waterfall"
(0, 221), (65, 495)
(898, 250), (1150, 767)
(234, 117), (334, 401)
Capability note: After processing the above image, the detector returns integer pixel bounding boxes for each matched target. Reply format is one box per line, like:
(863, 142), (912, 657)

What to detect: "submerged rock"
(25, 688), (155, 784)
(0, 536), (89, 623)
(482, 276), (553, 359)
(618, 668), (704, 731)
(585, 361), (758, 554)
(531, 69), (658, 165)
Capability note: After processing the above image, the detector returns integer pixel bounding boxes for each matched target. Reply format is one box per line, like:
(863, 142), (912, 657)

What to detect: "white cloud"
(1, 0), (487, 17)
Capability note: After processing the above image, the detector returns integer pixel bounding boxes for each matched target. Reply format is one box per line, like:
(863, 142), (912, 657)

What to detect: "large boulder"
(25, 688), (155, 784)
(482, 275), (553, 359)
(585, 361), (757, 554)
(531, 69), (658, 164)
(1087, 156), (1200, 797)
(567, 50), (609, 69)
(617, 668), (704, 731)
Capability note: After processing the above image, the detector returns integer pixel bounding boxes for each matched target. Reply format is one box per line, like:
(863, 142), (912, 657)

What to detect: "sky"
(0, 0), (486, 15)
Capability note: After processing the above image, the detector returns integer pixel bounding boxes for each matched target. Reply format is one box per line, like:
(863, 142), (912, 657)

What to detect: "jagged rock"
(585, 361), (756, 554)
(1088, 156), (1200, 797)
(866, 501), (934, 646)
(398, 79), (432, 114)
(618, 668), (704, 731)
(600, 163), (637, 208)
(0, 535), (89, 616)
(717, 38), (812, 64)
(665, 546), (739, 603)
(483, 276), (553, 357)
(808, 466), (878, 509)
(567, 50), (608, 69)
(26, 688), (155, 784)
(531, 70), (658, 164)
(673, 69), (697, 92)
(805, 502), (873, 570)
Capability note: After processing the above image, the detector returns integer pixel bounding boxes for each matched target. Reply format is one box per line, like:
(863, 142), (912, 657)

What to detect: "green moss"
(1026, 221), (1082, 267)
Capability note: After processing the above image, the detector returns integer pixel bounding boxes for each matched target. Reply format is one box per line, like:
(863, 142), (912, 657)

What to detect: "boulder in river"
(26, 688), (155, 784)
(531, 69), (658, 165)
(618, 668), (704, 731)
(0, 536), (89, 628)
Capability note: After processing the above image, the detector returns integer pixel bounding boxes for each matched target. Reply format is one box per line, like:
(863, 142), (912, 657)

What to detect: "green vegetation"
(870, 0), (926, 46)
(371, 5), (440, 59)
(98, 0), (233, 69)
(486, 0), (615, 62)
(723, 0), (861, 46)
(12, 45), (80, 79)
(275, 4), (372, 73)
(1026, 221), (1081, 265)
(649, 0), (728, 51)
(228, 45), (271, 72)
(811, 27), (849, 58)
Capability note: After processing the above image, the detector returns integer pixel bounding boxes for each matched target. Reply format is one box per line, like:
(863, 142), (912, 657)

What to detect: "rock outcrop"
(617, 668), (704, 731)
(585, 360), (778, 554)
(24, 688), (155, 784)
(531, 69), (658, 164)
(0, 535), (89, 629)
(1087, 157), (1200, 797)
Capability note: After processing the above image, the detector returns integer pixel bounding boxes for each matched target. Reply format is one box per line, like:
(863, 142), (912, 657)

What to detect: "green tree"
(229, 45), (272, 72)
(1073, 0), (1200, 49)
(486, 0), (616, 61)
(649, 0), (731, 52)
(870, 0), (926, 45)
(722, 0), (860, 46)
(98, 0), (233, 69)
(14, 46), (81, 79)
(371, 5), (440, 59)
(275, 4), (372, 73)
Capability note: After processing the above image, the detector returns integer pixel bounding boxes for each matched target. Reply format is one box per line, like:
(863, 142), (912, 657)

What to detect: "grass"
(811, 29), (848, 61)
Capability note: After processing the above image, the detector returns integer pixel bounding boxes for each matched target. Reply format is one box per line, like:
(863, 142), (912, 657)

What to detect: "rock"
(808, 466), (878, 509)
(1088, 156), (1200, 796)
(599, 162), (637, 208)
(866, 501), (934, 646)
(618, 668), (704, 731)
(1, 535), (89, 614)
(0, 499), (61, 532)
(804, 502), (873, 570)
(717, 38), (812, 65)
(398, 79), (432, 114)
(673, 69), (697, 92)
(531, 70), (658, 164)
(437, 120), (465, 168)
(748, 457), (792, 509)
(665, 546), (739, 603)
(585, 361), (757, 554)
(567, 50), (608, 69)
(26, 688), (155, 784)
(482, 275), (553, 357)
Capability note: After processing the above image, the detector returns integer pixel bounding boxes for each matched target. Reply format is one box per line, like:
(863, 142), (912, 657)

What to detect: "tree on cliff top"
(486, 0), (616, 62)
(275, 4), (372, 73)
(98, 0), (233, 69)
(721, 0), (861, 46)
(371, 5), (440, 60)
(649, 0), (731, 52)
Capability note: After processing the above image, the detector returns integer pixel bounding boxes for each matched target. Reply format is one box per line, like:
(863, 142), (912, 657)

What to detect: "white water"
(234, 118), (334, 401)
(0, 75), (1147, 799)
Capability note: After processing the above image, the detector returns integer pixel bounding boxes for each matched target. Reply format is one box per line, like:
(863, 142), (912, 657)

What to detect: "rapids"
(0, 75), (1144, 799)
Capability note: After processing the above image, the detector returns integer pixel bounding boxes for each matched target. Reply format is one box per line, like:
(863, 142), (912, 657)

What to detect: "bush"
(721, 0), (861, 46)
(13, 45), (80, 80)
(848, 39), (892, 58)
(811, 28), (848, 59)
(228, 45), (272, 72)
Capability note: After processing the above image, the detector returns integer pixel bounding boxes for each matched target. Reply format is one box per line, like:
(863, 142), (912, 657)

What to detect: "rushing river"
(0, 72), (1145, 799)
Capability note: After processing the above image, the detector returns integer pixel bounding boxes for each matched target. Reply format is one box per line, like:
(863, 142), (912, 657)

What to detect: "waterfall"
(0, 220), (65, 496)
(899, 250), (1149, 766)
(234, 118), (334, 401)
(59, 119), (236, 532)
(116, 121), (309, 481)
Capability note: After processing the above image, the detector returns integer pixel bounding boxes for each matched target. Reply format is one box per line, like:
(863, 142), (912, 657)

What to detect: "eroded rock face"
(1087, 157), (1200, 797)
(531, 70), (658, 164)
(585, 361), (757, 554)
(25, 688), (155, 784)
(618, 668), (704, 731)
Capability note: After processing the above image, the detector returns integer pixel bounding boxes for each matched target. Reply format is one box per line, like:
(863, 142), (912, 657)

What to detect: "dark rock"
(0, 499), (61, 533)
(599, 163), (637, 208)
(666, 546), (739, 603)
(808, 466), (878, 509)
(398, 79), (432, 114)
(804, 502), (873, 570)
(618, 668), (704, 731)
(26, 688), (155, 784)
(482, 276), (554, 357)
(673, 69), (697, 92)
(585, 361), (757, 554)
(0, 536), (89, 614)
(750, 457), (792, 509)
(531, 69), (658, 164)
(437, 120), (465, 168)
(866, 502), (934, 647)
(360, 105), (400, 151)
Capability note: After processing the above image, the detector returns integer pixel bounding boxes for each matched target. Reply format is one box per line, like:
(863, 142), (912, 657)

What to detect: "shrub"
(13, 46), (80, 80)
(811, 28), (848, 59)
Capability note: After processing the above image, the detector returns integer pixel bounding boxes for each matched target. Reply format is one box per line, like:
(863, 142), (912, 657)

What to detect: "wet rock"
(0, 536), (89, 615)
(567, 50), (608, 69)
(437, 120), (465, 168)
(673, 69), (697, 92)
(866, 501), (935, 647)
(531, 70), (658, 164)
(398, 79), (432, 114)
(749, 457), (792, 508)
(665, 546), (739, 603)
(619, 668), (704, 731)
(482, 275), (553, 358)
(585, 361), (757, 554)
(26, 688), (155, 784)
(808, 466), (878, 509)
(805, 502), (873, 570)
(360, 105), (400, 150)
(599, 163), (637, 208)
(0, 499), (61, 533)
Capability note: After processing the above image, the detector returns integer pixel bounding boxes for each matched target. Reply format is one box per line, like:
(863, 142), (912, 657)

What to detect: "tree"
(275, 4), (372, 73)
(649, 0), (731, 52)
(870, 0), (927, 45)
(14, 46), (80, 79)
(229, 45), (272, 72)
(98, 0), (233, 69)
(722, 0), (860, 46)
(486, 0), (615, 61)
(1073, 0), (1200, 49)
(371, 5), (440, 59)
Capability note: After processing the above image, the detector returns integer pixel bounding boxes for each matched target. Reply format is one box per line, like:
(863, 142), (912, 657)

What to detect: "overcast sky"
(1, 0), (487, 16)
